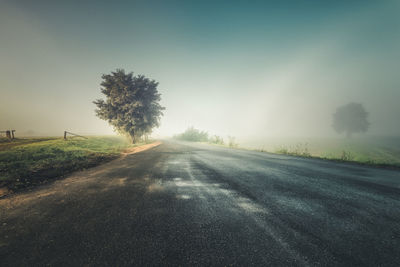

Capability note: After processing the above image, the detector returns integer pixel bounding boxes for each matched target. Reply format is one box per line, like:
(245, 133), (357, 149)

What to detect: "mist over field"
(3, 2), (400, 266)
(1, 0), (399, 143)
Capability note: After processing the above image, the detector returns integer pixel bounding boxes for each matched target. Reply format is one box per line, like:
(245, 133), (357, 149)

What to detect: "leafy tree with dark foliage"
(332, 102), (369, 138)
(94, 69), (165, 143)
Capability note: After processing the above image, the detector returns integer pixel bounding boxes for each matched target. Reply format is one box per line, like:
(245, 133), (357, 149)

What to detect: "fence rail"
(64, 131), (87, 140)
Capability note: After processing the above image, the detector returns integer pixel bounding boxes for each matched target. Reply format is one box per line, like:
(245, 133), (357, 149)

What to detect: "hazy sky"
(1, 0), (399, 138)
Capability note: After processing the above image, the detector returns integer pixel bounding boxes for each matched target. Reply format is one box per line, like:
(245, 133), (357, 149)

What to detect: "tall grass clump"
(275, 143), (311, 157)
(227, 136), (239, 148)
(209, 135), (225, 145)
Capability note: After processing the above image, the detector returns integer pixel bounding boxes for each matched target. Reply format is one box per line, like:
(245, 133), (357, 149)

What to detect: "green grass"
(240, 136), (400, 168)
(0, 136), (139, 191)
(315, 140), (400, 167)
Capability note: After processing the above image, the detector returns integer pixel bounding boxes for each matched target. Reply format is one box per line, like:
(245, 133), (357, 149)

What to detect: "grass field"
(240, 136), (400, 168)
(0, 136), (137, 192)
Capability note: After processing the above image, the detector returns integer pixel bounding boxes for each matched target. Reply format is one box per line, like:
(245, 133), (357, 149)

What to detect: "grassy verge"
(273, 146), (400, 168)
(0, 136), (144, 192)
(244, 137), (400, 169)
(201, 136), (400, 169)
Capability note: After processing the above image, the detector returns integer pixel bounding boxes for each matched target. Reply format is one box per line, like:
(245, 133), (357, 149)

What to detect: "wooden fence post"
(63, 131), (87, 140)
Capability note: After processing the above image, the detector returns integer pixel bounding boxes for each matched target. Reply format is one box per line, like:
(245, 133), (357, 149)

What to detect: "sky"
(1, 0), (399, 139)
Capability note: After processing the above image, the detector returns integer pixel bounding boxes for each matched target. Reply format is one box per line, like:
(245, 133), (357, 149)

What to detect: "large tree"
(332, 102), (369, 138)
(93, 69), (165, 143)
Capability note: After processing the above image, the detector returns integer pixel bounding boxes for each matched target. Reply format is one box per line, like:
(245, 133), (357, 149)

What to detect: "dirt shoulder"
(122, 141), (161, 156)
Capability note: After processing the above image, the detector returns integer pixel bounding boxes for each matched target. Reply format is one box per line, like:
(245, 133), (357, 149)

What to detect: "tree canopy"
(332, 102), (369, 138)
(93, 69), (165, 143)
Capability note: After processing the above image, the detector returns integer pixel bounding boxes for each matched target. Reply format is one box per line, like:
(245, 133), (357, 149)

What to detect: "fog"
(1, 0), (399, 142)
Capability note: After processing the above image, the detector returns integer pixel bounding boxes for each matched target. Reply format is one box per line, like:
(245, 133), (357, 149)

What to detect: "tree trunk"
(130, 130), (136, 144)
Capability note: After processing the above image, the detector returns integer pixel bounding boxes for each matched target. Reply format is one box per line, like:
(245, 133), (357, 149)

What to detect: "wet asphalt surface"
(1, 141), (400, 266)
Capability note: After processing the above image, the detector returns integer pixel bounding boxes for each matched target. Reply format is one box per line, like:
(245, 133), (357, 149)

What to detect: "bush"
(174, 127), (209, 142)
(174, 128), (239, 148)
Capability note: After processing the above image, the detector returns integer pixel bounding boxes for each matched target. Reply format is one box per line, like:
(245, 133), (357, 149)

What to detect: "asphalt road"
(1, 141), (400, 266)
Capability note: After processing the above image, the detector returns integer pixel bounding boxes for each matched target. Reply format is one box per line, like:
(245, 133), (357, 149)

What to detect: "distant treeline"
(174, 127), (238, 148)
